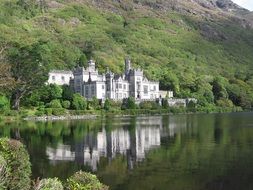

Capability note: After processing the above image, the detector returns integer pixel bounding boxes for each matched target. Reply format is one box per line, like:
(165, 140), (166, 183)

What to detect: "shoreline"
(1, 107), (249, 122)
(23, 114), (98, 121)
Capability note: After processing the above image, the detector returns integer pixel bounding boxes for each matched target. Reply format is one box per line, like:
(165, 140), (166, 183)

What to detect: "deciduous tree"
(8, 42), (49, 110)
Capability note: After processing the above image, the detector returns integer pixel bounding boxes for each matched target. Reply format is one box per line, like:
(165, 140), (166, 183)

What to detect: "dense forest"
(0, 0), (253, 112)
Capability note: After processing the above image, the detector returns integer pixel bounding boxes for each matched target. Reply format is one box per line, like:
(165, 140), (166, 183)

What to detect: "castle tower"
(88, 60), (96, 72)
(125, 58), (131, 74)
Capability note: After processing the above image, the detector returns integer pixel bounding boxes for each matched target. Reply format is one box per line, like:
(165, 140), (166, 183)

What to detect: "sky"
(232, 0), (253, 11)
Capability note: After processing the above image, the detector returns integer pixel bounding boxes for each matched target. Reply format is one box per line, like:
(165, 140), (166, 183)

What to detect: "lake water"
(1, 112), (253, 190)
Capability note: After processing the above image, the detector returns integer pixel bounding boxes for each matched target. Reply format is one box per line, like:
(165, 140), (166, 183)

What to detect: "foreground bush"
(0, 138), (31, 190)
(66, 171), (108, 190)
(0, 155), (7, 189)
(34, 178), (63, 190)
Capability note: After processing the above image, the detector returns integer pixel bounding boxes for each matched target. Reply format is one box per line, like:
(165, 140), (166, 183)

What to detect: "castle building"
(48, 70), (73, 86)
(72, 59), (160, 100)
(48, 59), (161, 101)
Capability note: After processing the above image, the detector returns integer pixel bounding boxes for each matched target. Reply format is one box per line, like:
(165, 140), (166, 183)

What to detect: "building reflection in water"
(46, 116), (187, 171)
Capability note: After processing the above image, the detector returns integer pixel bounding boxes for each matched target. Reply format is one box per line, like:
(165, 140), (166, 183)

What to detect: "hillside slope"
(1, 0), (253, 109)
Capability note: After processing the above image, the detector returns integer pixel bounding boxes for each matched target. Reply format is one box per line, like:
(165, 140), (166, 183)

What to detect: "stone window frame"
(143, 85), (148, 95)
(91, 85), (95, 95)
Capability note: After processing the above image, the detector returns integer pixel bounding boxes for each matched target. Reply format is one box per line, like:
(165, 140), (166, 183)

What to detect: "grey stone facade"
(48, 59), (162, 101)
(72, 59), (160, 101)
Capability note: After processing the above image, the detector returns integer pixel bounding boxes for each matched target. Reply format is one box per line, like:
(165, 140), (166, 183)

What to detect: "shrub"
(0, 155), (7, 189)
(104, 99), (111, 111)
(52, 108), (66, 116)
(62, 100), (71, 109)
(72, 94), (87, 110)
(35, 110), (45, 116)
(35, 178), (63, 190)
(3, 110), (19, 117)
(0, 138), (31, 190)
(139, 101), (153, 110)
(162, 99), (169, 109)
(19, 110), (29, 118)
(66, 171), (108, 190)
(216, 98), (234, 108)
(49, 99), (62, 108)
(0, 96), (10, 112)
(89, 97), (101, 110)
(122, 97), (136, 110)
(62, 85), (74, 101)
(45, 108), (53, 116)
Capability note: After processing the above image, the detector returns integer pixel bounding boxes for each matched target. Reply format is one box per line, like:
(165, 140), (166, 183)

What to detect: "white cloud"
(232, 0), (253, 11)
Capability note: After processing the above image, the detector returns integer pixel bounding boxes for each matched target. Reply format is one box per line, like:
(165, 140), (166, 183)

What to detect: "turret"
(88, 60), (96, 71)
(125, 58), (131, 74)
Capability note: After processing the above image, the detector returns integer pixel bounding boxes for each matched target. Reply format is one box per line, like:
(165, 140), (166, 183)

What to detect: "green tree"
(122, 97), (136, 110)
(62, 100), (71, 109)
(212, 77), (228, 101)
(0, 43), (14, 91)
(0, 95), (10, 112)
(48, 84), (63, 100)
(90, 97), (100, 110)
(49, 99), (62, 108)
(162, 99), (169, 109)
(72, 94), (87, 110)
(62, 85), (74, 101)
(160, 71), (180, 94)
(78, 54), (88, 67)
(8, 42), (49, 110)
(104, 99), (111, 111)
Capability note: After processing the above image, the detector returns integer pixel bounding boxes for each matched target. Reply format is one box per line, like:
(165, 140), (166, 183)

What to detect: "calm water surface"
(1, 112), (253, 190)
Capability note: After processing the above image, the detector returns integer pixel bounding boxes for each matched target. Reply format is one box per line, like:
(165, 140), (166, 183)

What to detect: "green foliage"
(62, 100), (71, 109)
(88, 97), (100, 110)
(0, 96), (10, 112)
(216, 98), (234, 108)
(24, 84), (63, 107)
(162, 99), (169, 109)
(66, 171), (108, 190)
(8, 41), (50, 110)
(35, 178), (63, 190)
(47, 84), (63, 101)
(104, 99), (111, 111)
(0, 155), (7, 189)
(52, 108), (66, 116)
(72, 94), (87, 110)
(212, 77), (228, 100)
(122, 97), (136, 110)
(139, 101), (161, 110)
(0, 138), (31, 190)
(49, 99), (62, 109)
(62, 85), (74, 101)
(35, 110), (45, 116)
(78, 54), (88, 67)
(3, 110), (19, 117)
(45, 108), (53, 116)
